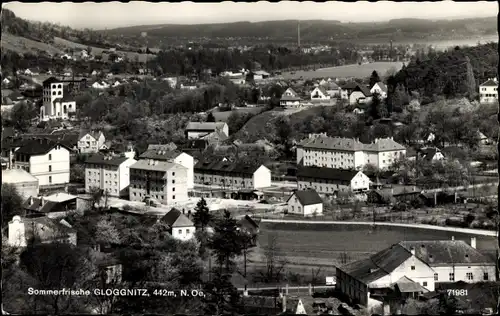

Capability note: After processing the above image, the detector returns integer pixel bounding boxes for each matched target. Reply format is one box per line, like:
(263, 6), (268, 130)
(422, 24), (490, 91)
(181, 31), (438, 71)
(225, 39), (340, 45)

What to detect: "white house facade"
(287, 189), (324, 216)
(479, 78), (498, 104)
(297, 167), (370, 195)
(370, 82), (388, 99)
(85, 155), (137, 197)
(78, 130), (106, 154)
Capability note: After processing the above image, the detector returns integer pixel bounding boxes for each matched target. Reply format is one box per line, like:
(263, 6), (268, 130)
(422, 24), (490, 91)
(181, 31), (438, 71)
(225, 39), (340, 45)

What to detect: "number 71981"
(447, 289), (468, 296)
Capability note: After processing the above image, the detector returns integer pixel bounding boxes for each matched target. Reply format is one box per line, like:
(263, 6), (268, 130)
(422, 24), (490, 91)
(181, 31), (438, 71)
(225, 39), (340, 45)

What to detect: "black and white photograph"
(1, 1), (499, 315)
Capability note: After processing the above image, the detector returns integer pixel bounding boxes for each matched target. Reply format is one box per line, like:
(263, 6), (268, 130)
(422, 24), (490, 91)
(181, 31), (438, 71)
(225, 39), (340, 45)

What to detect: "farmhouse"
(296, 166), (370, 195)
(8, 215), (77, 247)
(2, 168), (39, 199)
(84, 154), (137, 197)
(13, 138), (71, 187)
(129, 159), (189, 205)
(139, 148), (194, 189)
(194, 159), (271, 190)
(185, 122), (229, 139)
(287, 189), (323, 216)
(160, 208), (195, 241)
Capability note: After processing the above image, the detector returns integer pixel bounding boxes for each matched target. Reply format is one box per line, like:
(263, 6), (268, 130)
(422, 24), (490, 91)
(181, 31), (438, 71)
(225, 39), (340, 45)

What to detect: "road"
(422, 182), (497, 193)
(259, 219), (497, 236)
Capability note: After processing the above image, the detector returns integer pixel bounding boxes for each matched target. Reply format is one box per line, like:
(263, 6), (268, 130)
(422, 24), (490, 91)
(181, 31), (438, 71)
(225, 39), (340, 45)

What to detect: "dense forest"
(387, 43), (498, 105)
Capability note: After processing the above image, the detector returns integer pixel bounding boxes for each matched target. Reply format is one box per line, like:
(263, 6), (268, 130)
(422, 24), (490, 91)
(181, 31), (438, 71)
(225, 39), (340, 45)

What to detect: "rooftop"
(194, 159), (263, 175)
(139, 149), (182, 161)
(298, 135), (405, 152)
(2, 168), (38, 184)
(297, 166), (360, 182)
(186, 121), (227, 131)
(288, 189), (323, 206)
(131, 159), (185, 173)
(85, 154), (131, 167)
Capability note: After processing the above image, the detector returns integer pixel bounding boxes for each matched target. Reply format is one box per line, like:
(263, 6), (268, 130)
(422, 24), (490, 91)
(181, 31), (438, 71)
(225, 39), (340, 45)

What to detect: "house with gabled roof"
(370, 82), (388, 99)
(186, 122), (229, 139)
(280, 87), (302, 107)
(349, 83), (372, 105)
(23, 193), (77, 218)
(78, 129), (106, 154)
(310, 86), (330, 101)
(13, 138), (71, 187)
(160, 208), (195, 241)
(287, 189), (323, 216)
(479, 78), (498, 104)
(297, 166), (370, 195)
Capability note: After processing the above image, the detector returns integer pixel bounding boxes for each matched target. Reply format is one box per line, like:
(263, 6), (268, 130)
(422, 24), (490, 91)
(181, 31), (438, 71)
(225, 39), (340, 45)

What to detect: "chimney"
(391, 188), (394, 195)
(470, 237), (476, 249)
(451, 236), (455, 241)
(410, 247), (415, 255)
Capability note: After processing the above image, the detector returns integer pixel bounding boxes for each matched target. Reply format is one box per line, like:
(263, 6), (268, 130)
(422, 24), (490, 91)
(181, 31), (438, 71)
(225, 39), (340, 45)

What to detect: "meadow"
(211, 106), (265, 122)
(253, 222), (497, 267)
(280, 61), (404, 80)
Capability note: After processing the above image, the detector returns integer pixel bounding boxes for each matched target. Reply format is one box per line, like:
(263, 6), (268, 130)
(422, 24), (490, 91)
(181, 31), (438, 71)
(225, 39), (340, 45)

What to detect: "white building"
(349, 84), (373, 105)
(2, 168), (39, 199)
(185, 122), (229, 139)
(13, 139), (70, 187)
(297, 166), (370, 195)
(139, 148), (194, 189)
(78, 130), (106, 154)
(161, 208), (195, 241)
(85, 154), (137, 197)
(310, 86), (331, 100)
(194, 159), (272, 190)
(8, 215), (77, 247)
(370, 82), (388, 99)
(286, 189), (323, 217)
(479, 78), (498, 104)
(40, 77), (77, 121)
(296, 134), (406, 170)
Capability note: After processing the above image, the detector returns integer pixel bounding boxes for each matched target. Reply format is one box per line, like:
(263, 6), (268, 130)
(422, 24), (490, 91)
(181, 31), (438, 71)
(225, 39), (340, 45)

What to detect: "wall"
(118, 158), (135, 197)
(304, 203), (323, 216)
(350, 172), (370, 192)
(29, 146), (70, 186)
(11, 180), (39, 199)
(253, 165), (271, 189)
(432, 265), (497, 283)
(479, 85), (498, 104)
(349, 91), (366, 105)
(164, 164), (189, 204)
(297, 178), (350, 195)
(300, 148), (356, 169)
(175, 153), (194, 189)
(187, 131), (211, 139)
(172, 225), (195, 241)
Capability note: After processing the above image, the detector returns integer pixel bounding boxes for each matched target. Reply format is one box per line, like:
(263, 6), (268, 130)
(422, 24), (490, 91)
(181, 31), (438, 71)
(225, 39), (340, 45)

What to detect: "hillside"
(105, 17), (497, 42)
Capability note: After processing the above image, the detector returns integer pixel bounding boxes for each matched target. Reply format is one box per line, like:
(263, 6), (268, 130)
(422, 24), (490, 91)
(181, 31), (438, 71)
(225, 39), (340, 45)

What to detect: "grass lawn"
(280, 61), (404, 80)
(2, 33), (63, 55)
(211, 106), (265, 122)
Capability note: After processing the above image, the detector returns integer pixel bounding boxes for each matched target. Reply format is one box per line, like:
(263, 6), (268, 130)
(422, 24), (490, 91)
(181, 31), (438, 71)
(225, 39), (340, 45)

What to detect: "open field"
(211, 106), (265, 122)
(53, 37), (153, 63)
(280, 61), (404, 80)
(252, 222), (497, 268)
(1, 33), (64, 55)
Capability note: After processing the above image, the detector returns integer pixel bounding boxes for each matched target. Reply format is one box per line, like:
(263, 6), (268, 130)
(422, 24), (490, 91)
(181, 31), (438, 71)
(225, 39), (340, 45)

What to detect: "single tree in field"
(369, 70), (381, 89)
(192, 197), (212, 231)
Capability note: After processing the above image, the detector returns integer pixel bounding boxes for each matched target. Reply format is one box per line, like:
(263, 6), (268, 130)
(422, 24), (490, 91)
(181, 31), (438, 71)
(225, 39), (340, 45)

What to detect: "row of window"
(481, 94), (498, 98)
(88, 171), (118, 179)
(481, 87), (498, 91)
(132, 192), (176, 200)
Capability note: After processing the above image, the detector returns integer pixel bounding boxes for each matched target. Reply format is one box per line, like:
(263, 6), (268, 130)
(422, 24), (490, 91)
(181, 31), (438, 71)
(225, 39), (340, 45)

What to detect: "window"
(423, 281), (427, 287)
(186, 229), (190, 234)
(434, 273), (438, 281)
(466, 272), (473, 280)
(172, 179), (175, 184)
(483, 273), (489, 281)
(49, 165), (52, 172)
(449, 273), (455, 281)
(172, 172), (175, 176)
(49, 154), (52, 160)
(178, 229), (182, 234)
(172, 187), (175, 192)
(172, 195), (175, 200)
(49, 176), (52, 183)
(411, 265), (415, 270)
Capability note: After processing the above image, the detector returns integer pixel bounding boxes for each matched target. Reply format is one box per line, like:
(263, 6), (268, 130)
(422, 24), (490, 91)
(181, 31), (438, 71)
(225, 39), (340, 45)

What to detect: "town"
(1, 2), (499, 316)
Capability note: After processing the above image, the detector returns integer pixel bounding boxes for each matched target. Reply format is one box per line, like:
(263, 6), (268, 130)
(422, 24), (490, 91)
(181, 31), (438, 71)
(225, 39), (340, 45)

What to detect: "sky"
(3, 1), (498, 30)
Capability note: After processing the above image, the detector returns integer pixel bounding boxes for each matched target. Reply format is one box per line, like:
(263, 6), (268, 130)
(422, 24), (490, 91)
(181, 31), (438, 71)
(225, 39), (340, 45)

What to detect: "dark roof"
(399, 240), (493, 266)
(238, 215), (260, 234)
(480, 79), (498, 87)
(297, 166), (359, 181)
(372, 82), (388, 93)
(353, 84), (372, 97)
(160, 208), (182, 226)
(288, 189), (323, 206)
(42, 77), (61, 86)
(340, 243), (412, 284)
(15, 138), (71, 156)
(186, 122), (227, 132)
(140, 149), (182, 161)
(23, 198), (60, 214)
(85, 154), (129, 166)
(394, 276), (428, 293)
(341, 81), (358, 90)
(195, 159), (263, 176)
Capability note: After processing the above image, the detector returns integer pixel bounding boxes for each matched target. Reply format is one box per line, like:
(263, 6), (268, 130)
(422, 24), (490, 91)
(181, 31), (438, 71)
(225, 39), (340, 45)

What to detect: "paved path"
(259, 219), (497, 236)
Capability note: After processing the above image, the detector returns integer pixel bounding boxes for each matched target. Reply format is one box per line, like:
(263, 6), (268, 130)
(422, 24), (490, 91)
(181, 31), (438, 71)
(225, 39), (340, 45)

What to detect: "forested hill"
(104, 17), (497, 41)
(389, 43), (498, 104)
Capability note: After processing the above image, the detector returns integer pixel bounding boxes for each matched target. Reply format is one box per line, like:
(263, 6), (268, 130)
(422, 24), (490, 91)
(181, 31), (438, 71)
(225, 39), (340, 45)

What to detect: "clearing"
(211, 106), (265, 122)
(1, 33), (63, 55)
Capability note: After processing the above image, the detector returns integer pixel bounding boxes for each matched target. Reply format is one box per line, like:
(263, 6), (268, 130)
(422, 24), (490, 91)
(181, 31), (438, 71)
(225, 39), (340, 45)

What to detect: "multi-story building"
(336, 237), (495, 309)
(78, 130), (106, 154)
(84, 154), (137, 197)
(479, 78), (498, 104)
(296, 134), (406, 170)
(40, 77), (78, 121)
(296, 166), (370, 195)
(194, 159), (272, 190)
(129, 159), (189, 205)
(13, 138), (71, 187)
(139, 147), (194, 189)
(185, 122), (229, 139)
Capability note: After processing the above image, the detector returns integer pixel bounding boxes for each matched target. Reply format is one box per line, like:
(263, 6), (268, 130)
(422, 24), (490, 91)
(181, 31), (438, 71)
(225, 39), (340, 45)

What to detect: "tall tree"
(369, 70), (381, 88)
(1, 184), (24, 227)
(192, 197), (212, 231)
